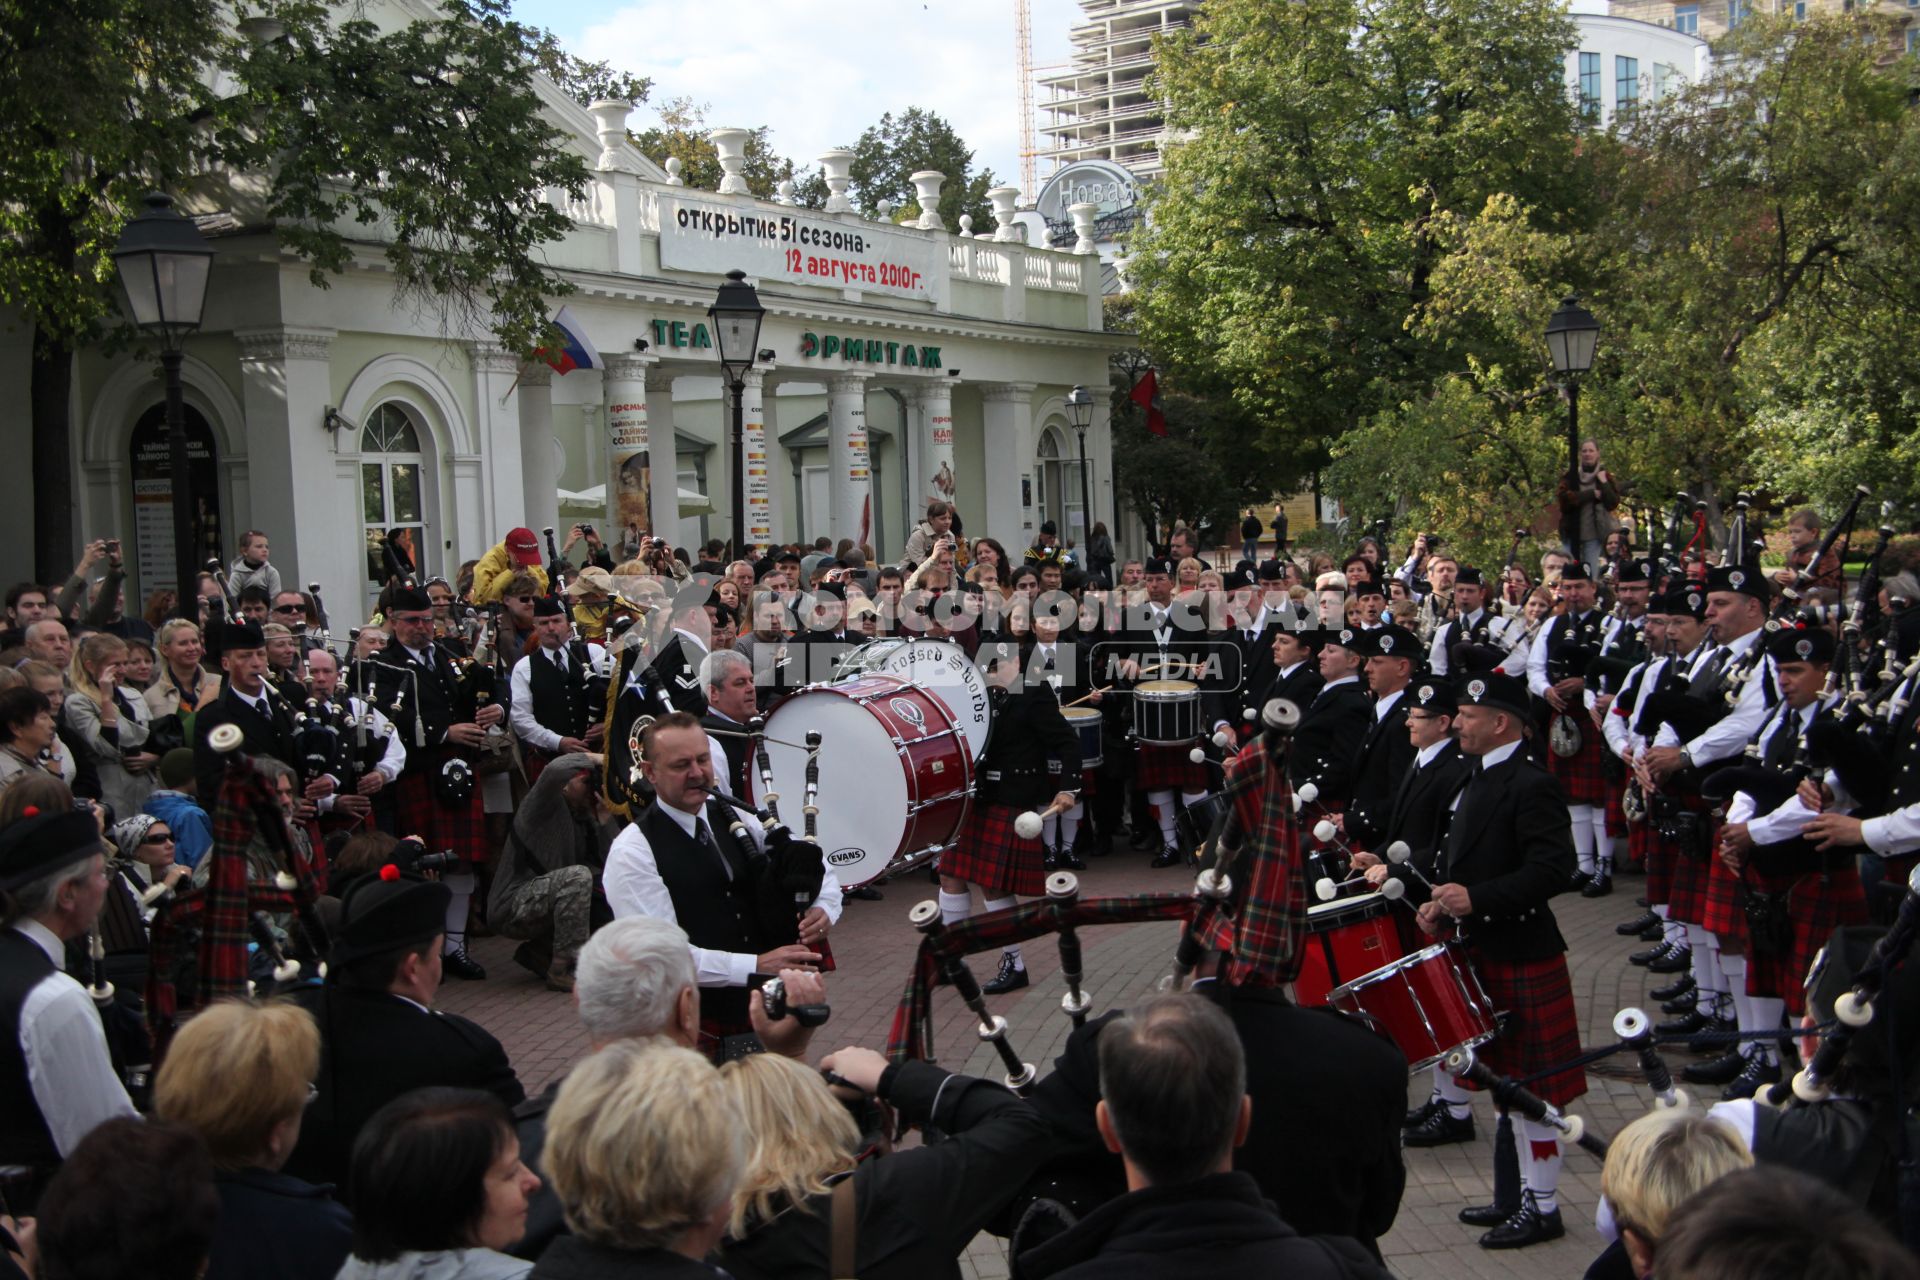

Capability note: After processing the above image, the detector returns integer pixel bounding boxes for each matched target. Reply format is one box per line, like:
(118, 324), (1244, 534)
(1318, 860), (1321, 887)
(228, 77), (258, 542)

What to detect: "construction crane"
(1016, 0), (1037, 198)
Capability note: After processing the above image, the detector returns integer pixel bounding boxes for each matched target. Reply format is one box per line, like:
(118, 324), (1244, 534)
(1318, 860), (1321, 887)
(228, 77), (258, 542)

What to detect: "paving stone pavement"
(439, 849), (1677, 1279)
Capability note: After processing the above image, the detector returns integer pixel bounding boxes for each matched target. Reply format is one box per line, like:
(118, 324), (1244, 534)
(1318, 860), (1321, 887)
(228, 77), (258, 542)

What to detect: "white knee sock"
(1570, 805), (1596, 875)
(1060, 804), (1082, 846)
(1180, 789), (1212, 810)
(938, 890), (972, 926)
(1149, 789), (1178, 845)
(1518, 1118), (1564, 1214)
(1700, 935), (1726, 1018)
(442, 870), (474, 952)
(1590, 809), (1612, 870)
(1436, 1069), (1473, 1120)
(984, 895), (1023, 968)
(1722, 953), (1753, 1048)
(1750, 995), (1786, 1065)
(1043, 814), (1063, 846)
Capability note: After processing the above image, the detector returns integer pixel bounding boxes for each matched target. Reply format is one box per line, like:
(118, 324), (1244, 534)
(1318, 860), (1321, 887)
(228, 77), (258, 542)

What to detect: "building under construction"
(1035, 0), (1198, 182)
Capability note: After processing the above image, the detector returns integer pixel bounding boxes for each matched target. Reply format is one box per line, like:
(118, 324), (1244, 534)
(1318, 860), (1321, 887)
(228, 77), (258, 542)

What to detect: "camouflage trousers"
(493, 865), (595, 968)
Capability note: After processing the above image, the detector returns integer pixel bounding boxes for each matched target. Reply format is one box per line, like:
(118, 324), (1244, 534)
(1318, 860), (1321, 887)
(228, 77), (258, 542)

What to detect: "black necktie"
(697, 818), (735, 881)
(1763, 707), (1801, 768)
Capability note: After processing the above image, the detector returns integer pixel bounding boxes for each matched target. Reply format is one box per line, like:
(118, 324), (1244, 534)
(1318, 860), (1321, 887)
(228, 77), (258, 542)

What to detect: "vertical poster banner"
(128, 406), (221, 601)
(743, 372), (771, 550)
(607, 393), (652, 558)
(922, 392), (954, 507)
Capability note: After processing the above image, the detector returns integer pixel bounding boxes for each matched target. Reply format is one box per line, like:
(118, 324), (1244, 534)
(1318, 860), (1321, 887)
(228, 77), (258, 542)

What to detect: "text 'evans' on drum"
(1327, 944), (1498, 1072)
(1133, 679), (1200, 745)
(751, 674), (974, 887)
(833, 637), (992, 760)
(1291, 892), (1405, 1009)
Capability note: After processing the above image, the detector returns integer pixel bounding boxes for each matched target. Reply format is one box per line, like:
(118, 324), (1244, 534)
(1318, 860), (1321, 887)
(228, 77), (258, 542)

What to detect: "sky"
(510, 0), (1086, 199)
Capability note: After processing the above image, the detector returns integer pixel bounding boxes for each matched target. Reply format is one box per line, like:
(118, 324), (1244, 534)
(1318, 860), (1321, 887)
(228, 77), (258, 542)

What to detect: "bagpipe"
(705, 719), (829, 953)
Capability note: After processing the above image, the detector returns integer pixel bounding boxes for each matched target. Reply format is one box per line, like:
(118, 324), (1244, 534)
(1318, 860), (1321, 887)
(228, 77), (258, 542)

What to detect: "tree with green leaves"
(0, 0), (632, 581)
(844, 108), (996, 230)
(632, 97), (797, 199)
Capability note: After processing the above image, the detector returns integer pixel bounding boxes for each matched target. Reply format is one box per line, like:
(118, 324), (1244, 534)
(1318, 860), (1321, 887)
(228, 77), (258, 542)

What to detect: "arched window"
(360, 403), (428, 600)
(1035, 422), (1085, 545)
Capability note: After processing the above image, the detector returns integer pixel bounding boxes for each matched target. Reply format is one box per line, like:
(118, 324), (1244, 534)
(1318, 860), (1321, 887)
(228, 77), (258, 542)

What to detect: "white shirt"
(1315, 675), (1359, 701)
(1373, 687), (1405, 724)
(9, 920), (136, 1160)
(1652, 628), (1772, 763)
(315, 696), (406, 813)
(508, 641), (607, 752)
(602, 805), (843, 988)
(1725, 698), (1830, 843)
(1427, 608), (1487, 677)
(1525, 609), (1599, 698)
(1414, 739), (1451, 770)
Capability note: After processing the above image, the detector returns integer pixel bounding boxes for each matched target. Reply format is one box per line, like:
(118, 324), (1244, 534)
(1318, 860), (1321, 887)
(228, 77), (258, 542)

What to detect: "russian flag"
(540, 305), (601, 375)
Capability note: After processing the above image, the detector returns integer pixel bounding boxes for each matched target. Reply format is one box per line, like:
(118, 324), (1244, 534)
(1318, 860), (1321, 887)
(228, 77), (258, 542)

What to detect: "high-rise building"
(1036, 0), (1200, 183)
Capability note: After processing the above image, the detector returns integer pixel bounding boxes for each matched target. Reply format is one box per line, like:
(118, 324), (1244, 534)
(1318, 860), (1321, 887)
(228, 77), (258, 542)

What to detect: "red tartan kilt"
(1665, 833), (1711, 925)
(1464, 951), (1588, 1109)
(1698, 858), (1749, 943)
(1747, 867), (1868, 1014)
(393, 765), (488, 862)
(1546, 728), (1608, 805)
(943, 803), (1046, 897)
(1605, 786), (1627, 838)
(1133, 742), (1210, 792)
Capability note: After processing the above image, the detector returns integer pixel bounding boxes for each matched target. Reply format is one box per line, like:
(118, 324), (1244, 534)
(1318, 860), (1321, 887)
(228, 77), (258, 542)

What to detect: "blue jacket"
(206, 1167), (353, 1280)
(144, 789), (213, 868)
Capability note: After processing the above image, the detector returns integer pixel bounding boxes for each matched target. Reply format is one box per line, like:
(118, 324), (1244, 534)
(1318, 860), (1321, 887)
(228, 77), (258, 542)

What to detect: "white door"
(802, 465), (829, 543)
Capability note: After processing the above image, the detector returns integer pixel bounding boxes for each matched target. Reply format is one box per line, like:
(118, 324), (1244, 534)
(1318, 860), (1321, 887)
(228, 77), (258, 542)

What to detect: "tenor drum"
(832, 637), (993, 759)
(1291, 893), (1404, 1009)
(1327, 944), (1498, 1072)
(1061, 705), (1104, 770)
(751, 675), (974, 887)
(1133, 679), (1200, 745)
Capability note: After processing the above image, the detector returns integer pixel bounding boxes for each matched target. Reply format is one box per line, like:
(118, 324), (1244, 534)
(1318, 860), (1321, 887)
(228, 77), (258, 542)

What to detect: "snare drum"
(1061, 705), (1104, 770)
(1133, 679), (1200, 745)
(1327, 944), (1498, 1072)
(1291, 893), (1404, 1008)
(750, 675), (974, 887)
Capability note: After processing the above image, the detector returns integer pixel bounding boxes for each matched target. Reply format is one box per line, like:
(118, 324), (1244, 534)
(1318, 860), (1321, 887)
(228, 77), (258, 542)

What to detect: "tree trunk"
(31, 325), (75, 586)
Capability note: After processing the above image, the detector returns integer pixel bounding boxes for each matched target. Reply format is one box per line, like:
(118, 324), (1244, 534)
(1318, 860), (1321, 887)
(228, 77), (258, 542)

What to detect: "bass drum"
(832, 637), (993, 759)
(751, 675), (974, 887)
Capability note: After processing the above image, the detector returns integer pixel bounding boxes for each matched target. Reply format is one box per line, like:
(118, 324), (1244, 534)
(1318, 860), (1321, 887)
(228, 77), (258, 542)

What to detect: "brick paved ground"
(440, 850), (1676, 1279)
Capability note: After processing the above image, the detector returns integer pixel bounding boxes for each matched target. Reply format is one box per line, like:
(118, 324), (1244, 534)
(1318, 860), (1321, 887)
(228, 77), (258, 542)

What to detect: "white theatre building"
(0, 1), (1124, 621)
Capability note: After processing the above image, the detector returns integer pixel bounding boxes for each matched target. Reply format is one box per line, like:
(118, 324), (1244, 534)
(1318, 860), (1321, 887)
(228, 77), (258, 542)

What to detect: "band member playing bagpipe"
(1801, 640), (1920, 916)
(603, 587), (712, 816)
(939, 639), (1081, 994)
(1353, 677), (1471, 911)
(303, 646), (405, 836)
(191, 621), (300, 799)
(507, 595), (606, 785)
(1705, 626), (1865, 1099)
(1525, 561), (1611, 893)
(1583, 557), (1652, 896)
(361, 586), (500, 981)
(1426, 566), (1512, 677)
(1406, 671), (1583, 1250)
(601, 711), (839, 1060)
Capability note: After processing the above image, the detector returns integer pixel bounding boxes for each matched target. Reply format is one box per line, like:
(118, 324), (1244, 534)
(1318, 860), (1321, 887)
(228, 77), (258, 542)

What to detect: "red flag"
(1130, 369), (1168, 436)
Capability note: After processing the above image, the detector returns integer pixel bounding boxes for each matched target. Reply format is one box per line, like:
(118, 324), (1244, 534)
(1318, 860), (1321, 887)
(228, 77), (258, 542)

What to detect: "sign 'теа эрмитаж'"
(658, 194), (939, 302)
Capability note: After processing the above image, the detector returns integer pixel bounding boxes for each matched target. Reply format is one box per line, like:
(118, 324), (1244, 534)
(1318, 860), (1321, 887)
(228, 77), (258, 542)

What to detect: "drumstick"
(1314, 872), (1405, 903)
(1046, 872), (1092, 1027)
(1060, 685), (1115, 709)
(1014, 796), (1074, 840)
(1384, 840), (1436, 892)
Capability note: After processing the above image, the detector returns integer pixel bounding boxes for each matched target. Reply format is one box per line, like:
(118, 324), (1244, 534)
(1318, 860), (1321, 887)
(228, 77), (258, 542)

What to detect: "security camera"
(633, 338), (650, 352)
(322, 406), (362, 435)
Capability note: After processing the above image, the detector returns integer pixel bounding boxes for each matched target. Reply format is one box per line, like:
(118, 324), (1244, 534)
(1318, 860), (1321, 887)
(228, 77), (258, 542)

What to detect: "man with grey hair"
(700, 647), (758, 800)
(22, 619), (72, 673)
(0, 807), (138, 1209)
(508, 915), (824, 1259)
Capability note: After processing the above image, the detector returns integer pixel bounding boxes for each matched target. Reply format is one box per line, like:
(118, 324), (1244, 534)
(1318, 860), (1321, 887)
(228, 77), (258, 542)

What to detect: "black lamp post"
(1066, 384), (1094, 543)
(708, 269), (766, 559)
(1544, 295), (1600, 484)
(113, 192), (213, 620)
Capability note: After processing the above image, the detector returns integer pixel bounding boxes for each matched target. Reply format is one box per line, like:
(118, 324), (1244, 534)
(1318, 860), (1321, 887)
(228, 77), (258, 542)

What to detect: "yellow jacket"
(471, 542), (550, 605)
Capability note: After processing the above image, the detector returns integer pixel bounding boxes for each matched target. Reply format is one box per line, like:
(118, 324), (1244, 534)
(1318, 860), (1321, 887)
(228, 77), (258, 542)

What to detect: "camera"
(758, 974), (831, 1027)
(580, 523), (595, 539)
(391, 836), (464, 873)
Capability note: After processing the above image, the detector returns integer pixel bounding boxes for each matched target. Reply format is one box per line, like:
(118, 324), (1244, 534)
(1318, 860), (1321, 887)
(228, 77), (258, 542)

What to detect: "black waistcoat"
(0, 929), (63, 1175)
(638, 800), (767, 1023)
(528, 645), (591, 740)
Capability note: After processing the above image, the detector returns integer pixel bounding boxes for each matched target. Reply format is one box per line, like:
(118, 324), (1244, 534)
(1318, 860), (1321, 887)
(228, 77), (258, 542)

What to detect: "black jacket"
(1380, 742), (1471, 890)
(1267, 659), (1323, 712)
(530, 1239), (729, 1279)
(1204, 617), (1282, 732)
(204, 1167), (352, 1280)
(192, 681), (298, 797)
(719, 1060), (1054, 1280)
(1429, 746), (1575, 963)
(980, 681), (1082, 809)
(1344, 693), (1414, 847)
(1286, 679), (1370, 797)
(284, 984), (525, 1191)
(1017, 1171), (1390, 1280)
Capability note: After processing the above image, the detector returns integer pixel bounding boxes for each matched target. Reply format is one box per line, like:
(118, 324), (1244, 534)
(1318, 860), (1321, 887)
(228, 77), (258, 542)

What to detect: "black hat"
(1408, 680), (1457, 716)
(775, 549), (802, 566)
(1255, 560), (1285, 582)
(1557, 561), (1593, 582)
(1655, 587), (1708, 620)
(389, 586), (433, 614)
(1616, 558), (1655, 585)
(1328, 626), (1368, 654)
(1222, 569), (1253, 593)
(1366, 624), (1420, 662)
(1455, 566), (1484, 587)
(1287, 627), (1333, 652)
(0, 809), (106, 893)
(1766, 625), (1836, 665)
(1143, 557), (1175, 577)
(532, 595), (566, 618)
(1454, 671), (1531, 718)
(1705, 563), (1770, 603)
(220, 620), (266, 651)
(330, 867), (452, 968)
(1353, 578), (1387, 599)
(1039, 519), (1058, 536)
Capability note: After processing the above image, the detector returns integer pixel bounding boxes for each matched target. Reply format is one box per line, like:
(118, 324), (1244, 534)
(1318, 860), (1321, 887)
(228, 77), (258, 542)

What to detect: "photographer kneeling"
(489, 752), (609, 992)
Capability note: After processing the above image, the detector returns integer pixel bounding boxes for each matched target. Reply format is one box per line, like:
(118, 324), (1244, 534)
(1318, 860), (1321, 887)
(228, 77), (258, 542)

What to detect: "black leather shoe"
(1480, 1194), (1565, 1250)
(512, 940), (552, 979)
(442, 947), (487, 981)
(1128, 829), (1158, 853)
(1637, 895), (1650, 907)
(1060, 847), (1087, 871)
(844, 884), (883, 901)
(1616, 910), (1661, 936)
(1459, 1201), (1518, 1228)
(982, 953), (1029, 994)
(1639, 924), (1664, 942)
(1629, 941), (1672, 967)
(1690, 1016), (1738, 1054)
(1582, 873), (1614, 898)
(1683, 1049), (1748, 1085)
(1043, 845), (1061, 873)
(1658, 1010), (1709, 1037)
(1651, 974), (1696, 1002)
(1661, 990), (1699, 1016)
(1721, 1054), (1781, 1100)
(1150, 845), (1182, 868)
(1570, 870), (1594, 891)
(1404, 1096), (1443, 1129)
(1648, 946), (1694, 974)
(1403, 1109), (1475, 1147)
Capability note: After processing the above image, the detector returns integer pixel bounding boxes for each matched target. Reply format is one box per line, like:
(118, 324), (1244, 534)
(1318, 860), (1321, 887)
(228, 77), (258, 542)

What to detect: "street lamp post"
(1066, 384), (1094, 547)
(1544, 294), (1601, 485)
(708, 269), (766, 560)
(113, 192), (213, 621)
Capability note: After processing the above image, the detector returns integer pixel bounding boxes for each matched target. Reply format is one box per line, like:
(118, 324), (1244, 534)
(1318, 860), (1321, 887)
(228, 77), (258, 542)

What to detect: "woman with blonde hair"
(531, 1038), (742, 1277)
(1594, 1108), (1751, 1279)
(154, 998), (353, 1280)
(1501, 586), (1558, 675)
(713, 1044), (1053, 1280)
(64, 631), (157, 818)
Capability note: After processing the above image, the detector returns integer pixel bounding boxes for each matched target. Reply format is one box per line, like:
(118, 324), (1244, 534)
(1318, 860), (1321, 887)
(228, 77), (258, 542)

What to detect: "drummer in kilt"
(1411, 671), (1584, 1250)
(369, 586), (500, 980)
(938, 639), (1080, 995)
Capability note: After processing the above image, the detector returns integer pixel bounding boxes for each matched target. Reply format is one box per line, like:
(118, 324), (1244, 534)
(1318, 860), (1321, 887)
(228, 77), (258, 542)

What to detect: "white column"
(980, 383), (1035, 549)
(470, 344), (527, 538)
(516, 362), (557, 542)
(742, 368), (772, 552)
(1086, 386), (1113, 536)
(828, 373), (874, 550)
(602, 352), (658, 553)
(645, 370), (682, 546)
(912, 383), (956, 512)
(761, 379), (785, 544)
(234, 328), (349, 597)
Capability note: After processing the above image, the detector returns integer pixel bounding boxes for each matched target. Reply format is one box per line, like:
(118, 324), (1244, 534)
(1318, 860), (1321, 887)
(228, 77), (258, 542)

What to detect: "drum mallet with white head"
(1383, 841), (1437, 892)
(1314, 871), (1405, 902)
(909, 900), (1037, 1093)
(1014, 796), (1074, 841)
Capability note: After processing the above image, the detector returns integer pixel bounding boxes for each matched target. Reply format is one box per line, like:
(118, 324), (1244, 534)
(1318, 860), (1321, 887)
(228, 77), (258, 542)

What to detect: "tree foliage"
(844, 108), (996, 230)
(633, 97), (796, 199)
